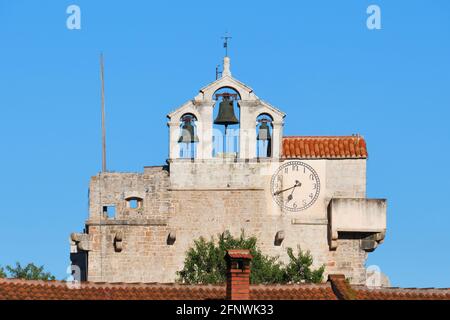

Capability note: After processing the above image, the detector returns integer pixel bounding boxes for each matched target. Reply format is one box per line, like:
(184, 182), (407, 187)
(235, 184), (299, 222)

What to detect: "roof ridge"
(250, 283), (331, 288)
(328, 275), (357, 300)
(354, 286), (450, 292)
(0, 278), (225, 289)
(0, 278), (66, 286)
(283, 135), (363, 139)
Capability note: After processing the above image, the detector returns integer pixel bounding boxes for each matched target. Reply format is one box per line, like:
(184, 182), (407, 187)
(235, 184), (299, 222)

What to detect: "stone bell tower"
(70, 53), (387, 285)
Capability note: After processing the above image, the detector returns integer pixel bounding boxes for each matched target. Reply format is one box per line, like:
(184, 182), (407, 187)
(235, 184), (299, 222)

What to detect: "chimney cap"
(225, 249), (253, 260)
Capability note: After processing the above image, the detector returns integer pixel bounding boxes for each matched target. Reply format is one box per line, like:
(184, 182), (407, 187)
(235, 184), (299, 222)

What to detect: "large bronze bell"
(257, 121), (272, 141)
(178, 119), (199, 143)
(214, 96), (239, 126)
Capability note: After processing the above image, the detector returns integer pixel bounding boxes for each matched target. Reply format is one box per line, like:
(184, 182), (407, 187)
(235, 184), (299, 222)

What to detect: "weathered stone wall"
(87, 225), (173, 283)
(75, 159), (375, 284)
(326, 160), (366, 199)
(326, 233), (370, 284)
(88, 166), (171, 221)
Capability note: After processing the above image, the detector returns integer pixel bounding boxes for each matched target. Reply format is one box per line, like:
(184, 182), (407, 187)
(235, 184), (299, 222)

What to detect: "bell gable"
(167, 57), (286, 161)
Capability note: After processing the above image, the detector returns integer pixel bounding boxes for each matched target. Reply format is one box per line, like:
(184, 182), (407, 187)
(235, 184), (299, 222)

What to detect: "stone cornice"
(86, 218), (167, 226)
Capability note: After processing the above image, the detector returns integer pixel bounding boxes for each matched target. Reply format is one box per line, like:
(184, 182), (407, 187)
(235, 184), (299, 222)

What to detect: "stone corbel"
(167, 231), (176, 245)
(70, 233), (92, 252)
(114, 232), (123, 252)
(367, 232), (386, 251)
(360, 231), (386, 252)
(328, 224), (339, 250)
(274, 230), (285, 246)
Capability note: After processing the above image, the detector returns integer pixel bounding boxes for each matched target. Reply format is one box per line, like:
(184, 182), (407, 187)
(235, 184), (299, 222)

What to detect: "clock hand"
(273, 185), (295, 196)
(287, 189), (296, 203)
(274, 181), (302, 196)
(286, 182), (300, 202)
(287, 188), (296, 201)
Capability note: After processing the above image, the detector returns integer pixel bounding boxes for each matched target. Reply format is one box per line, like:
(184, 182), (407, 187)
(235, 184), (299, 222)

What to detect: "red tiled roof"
(1, 277), (449, 300)
(352, 287), (450, 300)
(327, 275), (450, 300)
(250, 284), (337, 300)
(0, 279), (224, 300)
(0, 279), (336, 300)
(282, 136), (368, 159)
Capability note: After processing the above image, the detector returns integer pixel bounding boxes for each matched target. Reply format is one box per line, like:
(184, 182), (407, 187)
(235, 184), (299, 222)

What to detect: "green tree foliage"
(0, 266), (6, 278)
(176, 231), (284, 284)
(177, 231), (324, 285)
(4, 262), (55, 280)
(285, 247), (325, 284)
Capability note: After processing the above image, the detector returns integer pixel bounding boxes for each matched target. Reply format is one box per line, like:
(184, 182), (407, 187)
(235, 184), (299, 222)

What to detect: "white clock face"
(270, 161), (321, 212)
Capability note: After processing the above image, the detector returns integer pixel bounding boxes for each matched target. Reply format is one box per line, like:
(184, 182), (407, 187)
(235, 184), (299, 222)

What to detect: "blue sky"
(0, 0), (449, 287)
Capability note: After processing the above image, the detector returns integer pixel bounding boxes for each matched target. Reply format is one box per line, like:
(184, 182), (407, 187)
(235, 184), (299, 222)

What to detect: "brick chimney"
(225, 249), (253, 300)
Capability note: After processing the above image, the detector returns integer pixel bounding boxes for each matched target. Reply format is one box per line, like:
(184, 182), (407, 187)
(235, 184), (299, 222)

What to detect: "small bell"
(178, 118), (199, 143)
(257, 121), (272, 141)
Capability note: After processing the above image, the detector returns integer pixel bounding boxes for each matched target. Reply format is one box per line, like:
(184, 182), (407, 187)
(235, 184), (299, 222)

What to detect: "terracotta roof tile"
(1, 278), (449, 300)
(226, 249), (253, 260)
(351, 286), (450, 300)
(0, 279), (336, 300)
(282, 136), (368, 159)
(327, 275), (450, 300)
(249, 284), (337, 300)
(0, 279), (226, 300)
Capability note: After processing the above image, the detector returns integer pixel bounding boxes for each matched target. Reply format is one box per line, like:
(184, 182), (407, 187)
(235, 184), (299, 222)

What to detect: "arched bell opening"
(256, 113), (273, 158)
(178, 113), (199, 159)
(212, 87), (241, 158)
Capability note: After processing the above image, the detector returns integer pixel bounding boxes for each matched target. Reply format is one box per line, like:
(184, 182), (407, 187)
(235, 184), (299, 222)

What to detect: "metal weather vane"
(221, 32), (232, 57)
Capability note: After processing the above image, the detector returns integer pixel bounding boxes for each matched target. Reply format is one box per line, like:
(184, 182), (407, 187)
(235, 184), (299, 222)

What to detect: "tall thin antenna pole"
(100, 53), (107, 173)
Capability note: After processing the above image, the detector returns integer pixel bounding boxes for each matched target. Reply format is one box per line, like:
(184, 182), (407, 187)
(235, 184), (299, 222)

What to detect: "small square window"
(102, 205), (116, 218)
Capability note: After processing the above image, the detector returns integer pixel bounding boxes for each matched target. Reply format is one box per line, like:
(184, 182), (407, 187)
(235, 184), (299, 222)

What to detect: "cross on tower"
(221, 32), (232, 57)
